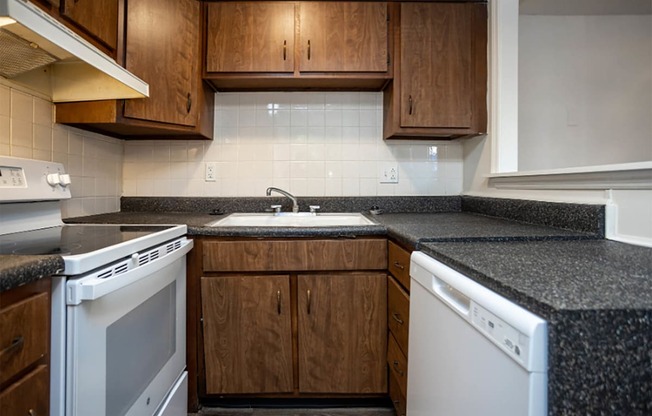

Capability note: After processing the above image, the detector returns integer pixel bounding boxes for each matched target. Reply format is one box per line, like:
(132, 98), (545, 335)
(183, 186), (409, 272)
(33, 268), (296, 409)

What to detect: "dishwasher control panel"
(470, 301), (530, 366)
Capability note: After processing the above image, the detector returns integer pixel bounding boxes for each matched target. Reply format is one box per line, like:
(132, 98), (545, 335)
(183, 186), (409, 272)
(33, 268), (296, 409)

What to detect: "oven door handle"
(66, 238), (193, 305)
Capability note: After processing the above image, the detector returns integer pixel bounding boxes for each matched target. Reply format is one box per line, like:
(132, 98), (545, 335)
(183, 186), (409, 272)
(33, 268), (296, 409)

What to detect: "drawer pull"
(393, 261), (405, 271)
(307, 289), (312, 315)
(393, 360), (404, 376)
(391, 312), (404, 325)
(29, 410), (38, 416)
(277, 290), (282, 315)
(0, 335), (24, 357)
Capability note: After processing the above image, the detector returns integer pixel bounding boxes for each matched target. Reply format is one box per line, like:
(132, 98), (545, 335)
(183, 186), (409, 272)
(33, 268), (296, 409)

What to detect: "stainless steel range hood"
(0, 0), (148, 102)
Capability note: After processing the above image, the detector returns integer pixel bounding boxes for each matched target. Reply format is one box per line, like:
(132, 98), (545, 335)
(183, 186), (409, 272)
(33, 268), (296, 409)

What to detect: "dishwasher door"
(407, 252), (548, 416)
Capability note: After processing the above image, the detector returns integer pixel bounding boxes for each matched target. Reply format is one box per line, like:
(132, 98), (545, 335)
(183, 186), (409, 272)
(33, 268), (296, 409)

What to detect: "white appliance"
(0, 156), (191, 416)
(407, 251), (548, 416)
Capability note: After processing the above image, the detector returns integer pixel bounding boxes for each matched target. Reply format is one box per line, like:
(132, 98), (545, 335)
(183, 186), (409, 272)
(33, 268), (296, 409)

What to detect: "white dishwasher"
(407, 251), (548, 416)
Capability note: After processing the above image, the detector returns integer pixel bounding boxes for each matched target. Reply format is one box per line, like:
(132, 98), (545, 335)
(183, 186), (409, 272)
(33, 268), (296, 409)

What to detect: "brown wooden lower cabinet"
(200, 272), (387, 396)
(387, 240), (411, 416)
(388, 372), (407, 416)
(201, 275), (293, 394)
(196, 237), (388, 400)
(0, 279), (51, 416)
(0, 365), (49, 416)
(297, 273), (387, 393)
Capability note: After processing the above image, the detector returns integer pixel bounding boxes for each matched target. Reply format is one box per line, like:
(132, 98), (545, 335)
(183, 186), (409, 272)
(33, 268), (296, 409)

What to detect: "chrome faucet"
(266, 187), (299, 213)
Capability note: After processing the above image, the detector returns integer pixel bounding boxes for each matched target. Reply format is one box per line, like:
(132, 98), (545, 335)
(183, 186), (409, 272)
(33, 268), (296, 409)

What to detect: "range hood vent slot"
(0, 0), (148, 102)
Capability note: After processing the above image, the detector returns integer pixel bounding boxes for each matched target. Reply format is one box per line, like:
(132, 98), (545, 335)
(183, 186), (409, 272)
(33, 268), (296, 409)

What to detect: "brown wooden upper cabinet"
(27, 0), (116, 57)
(206, 2), (296, 73)
(297, 2), (388, 73)
(60, 0), (119, 53)
(204, 1), (390, 90)
(383, 2), (488, 140)
(55, 0), (214, 140)
(123, 0), (199, 127)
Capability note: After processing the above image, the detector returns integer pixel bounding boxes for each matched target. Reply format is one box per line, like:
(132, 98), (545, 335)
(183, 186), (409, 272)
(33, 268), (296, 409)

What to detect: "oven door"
(64, 239), (190, 416)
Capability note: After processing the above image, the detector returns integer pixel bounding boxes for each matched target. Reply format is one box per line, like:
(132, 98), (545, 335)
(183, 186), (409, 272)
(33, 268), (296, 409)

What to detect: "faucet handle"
(270, 204), (282, 214)
(309, 205), (321, 214)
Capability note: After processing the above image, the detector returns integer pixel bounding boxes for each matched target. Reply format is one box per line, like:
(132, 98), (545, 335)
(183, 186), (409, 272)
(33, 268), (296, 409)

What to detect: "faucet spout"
(266, 187), (299, 213)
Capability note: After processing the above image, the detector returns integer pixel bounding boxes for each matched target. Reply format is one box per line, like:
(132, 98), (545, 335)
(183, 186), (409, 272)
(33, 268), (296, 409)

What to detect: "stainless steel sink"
(206, 213), (376, 227)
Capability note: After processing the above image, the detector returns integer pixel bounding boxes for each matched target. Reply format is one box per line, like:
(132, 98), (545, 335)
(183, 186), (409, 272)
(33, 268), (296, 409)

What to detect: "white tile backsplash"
(1, 82), (124, 218)
(123, 92), (463, 197)
(1, 85), (463, 206)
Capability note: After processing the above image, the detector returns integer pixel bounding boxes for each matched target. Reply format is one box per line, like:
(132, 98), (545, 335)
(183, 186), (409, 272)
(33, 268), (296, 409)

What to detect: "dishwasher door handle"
(432, 275), (471, 317)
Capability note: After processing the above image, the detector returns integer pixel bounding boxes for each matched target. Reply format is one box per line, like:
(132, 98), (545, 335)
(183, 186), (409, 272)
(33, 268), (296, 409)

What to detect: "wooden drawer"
(0, 292), (49, 384)
(388, 241), (410, 291)
(387, 333), (407, 397)
(389, 371), (407, 416)
(0, 364), (49, 415)
(203, 239), (387, 272)
(387, 276), (409, 357)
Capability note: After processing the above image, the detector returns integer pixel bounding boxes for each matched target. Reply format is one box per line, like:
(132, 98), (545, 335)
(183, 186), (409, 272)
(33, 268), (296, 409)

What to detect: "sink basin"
(206, 213), (376, 227)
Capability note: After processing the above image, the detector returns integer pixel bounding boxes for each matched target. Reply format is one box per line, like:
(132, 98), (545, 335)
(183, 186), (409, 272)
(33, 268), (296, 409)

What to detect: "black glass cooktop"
(0, 225), (175, 256)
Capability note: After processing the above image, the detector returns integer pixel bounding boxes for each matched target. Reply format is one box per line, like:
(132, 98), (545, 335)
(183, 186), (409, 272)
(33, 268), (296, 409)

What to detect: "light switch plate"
(379, 164), (399, 183)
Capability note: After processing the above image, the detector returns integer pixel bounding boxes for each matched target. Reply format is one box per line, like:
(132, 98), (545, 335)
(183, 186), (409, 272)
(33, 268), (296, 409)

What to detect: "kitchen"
(1, 0), (651, 416)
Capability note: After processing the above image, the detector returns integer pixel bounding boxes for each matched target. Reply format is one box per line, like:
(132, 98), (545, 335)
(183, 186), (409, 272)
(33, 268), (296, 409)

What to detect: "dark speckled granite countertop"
(0, 255), (64, 292)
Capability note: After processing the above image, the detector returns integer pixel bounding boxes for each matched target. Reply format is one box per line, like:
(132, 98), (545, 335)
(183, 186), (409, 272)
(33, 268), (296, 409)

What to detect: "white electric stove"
(0, 156), (191, 416)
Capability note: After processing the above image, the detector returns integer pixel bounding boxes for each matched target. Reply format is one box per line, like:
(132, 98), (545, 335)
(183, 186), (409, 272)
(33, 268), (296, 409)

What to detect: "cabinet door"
(0, 365), (49, 416)
(123, 0), (199, 127)
(400, 3), (475, 129)
(206, 2), (295, 73)
(61, 0), (118, 51)
(299, 2), (388, 73)
(201, 275), (293, 394)
(297, 273), (387, 393)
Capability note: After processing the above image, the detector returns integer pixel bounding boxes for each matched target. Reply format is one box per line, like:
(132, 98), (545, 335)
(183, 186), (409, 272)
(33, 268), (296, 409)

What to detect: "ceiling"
(520, 0), (652, 15)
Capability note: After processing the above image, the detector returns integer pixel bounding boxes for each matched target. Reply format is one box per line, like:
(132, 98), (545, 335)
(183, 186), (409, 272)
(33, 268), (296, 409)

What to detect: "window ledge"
(488, 162), (652, 190)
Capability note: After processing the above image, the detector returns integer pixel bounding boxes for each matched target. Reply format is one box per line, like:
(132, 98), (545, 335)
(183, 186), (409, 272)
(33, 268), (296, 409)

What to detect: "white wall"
(0, 81), (124, 218)
(123, 92), (464, 197)
(518, 14), (652, 171)
(465, 1), (652, 246)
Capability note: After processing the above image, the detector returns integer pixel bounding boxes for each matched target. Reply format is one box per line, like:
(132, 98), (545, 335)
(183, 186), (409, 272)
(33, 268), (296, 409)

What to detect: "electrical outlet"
(205, 162), (217, 182)
(379, 164), (399, 183)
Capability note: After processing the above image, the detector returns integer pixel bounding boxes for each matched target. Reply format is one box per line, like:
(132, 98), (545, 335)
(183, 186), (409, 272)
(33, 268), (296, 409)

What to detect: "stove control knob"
(46, 173), (61, 187)
(59, 174), (72, 187)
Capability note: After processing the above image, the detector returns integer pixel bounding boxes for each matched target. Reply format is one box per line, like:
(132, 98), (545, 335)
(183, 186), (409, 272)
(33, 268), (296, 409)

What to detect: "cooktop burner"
(0, 224), (175, 256)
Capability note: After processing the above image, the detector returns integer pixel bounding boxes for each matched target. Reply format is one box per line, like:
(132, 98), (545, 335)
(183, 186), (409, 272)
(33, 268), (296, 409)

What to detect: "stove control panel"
(0, 165), (25, 188)
(0, 156), (71, 202)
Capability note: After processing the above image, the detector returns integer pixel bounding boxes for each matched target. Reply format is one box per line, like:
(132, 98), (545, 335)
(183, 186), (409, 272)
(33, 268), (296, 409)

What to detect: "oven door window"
(106, 283), (175, 416)
(66, 258), (186, 416)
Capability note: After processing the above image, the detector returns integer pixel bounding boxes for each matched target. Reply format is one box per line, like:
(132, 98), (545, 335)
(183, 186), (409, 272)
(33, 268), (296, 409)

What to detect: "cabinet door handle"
(186, 93), (192, 114)
(393, 261), (405, 271)
(0, 335), (24, 358)
(408, 95), (413, 115)
(283, 40), (287, 61)
(277, 290), (281, 315)
(391, 312), (404, 325)
(28, 410), (38, 416)
(307, 289), (311, 315)
(393, 360), (404, 376)
(307, 40), (311, 60)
